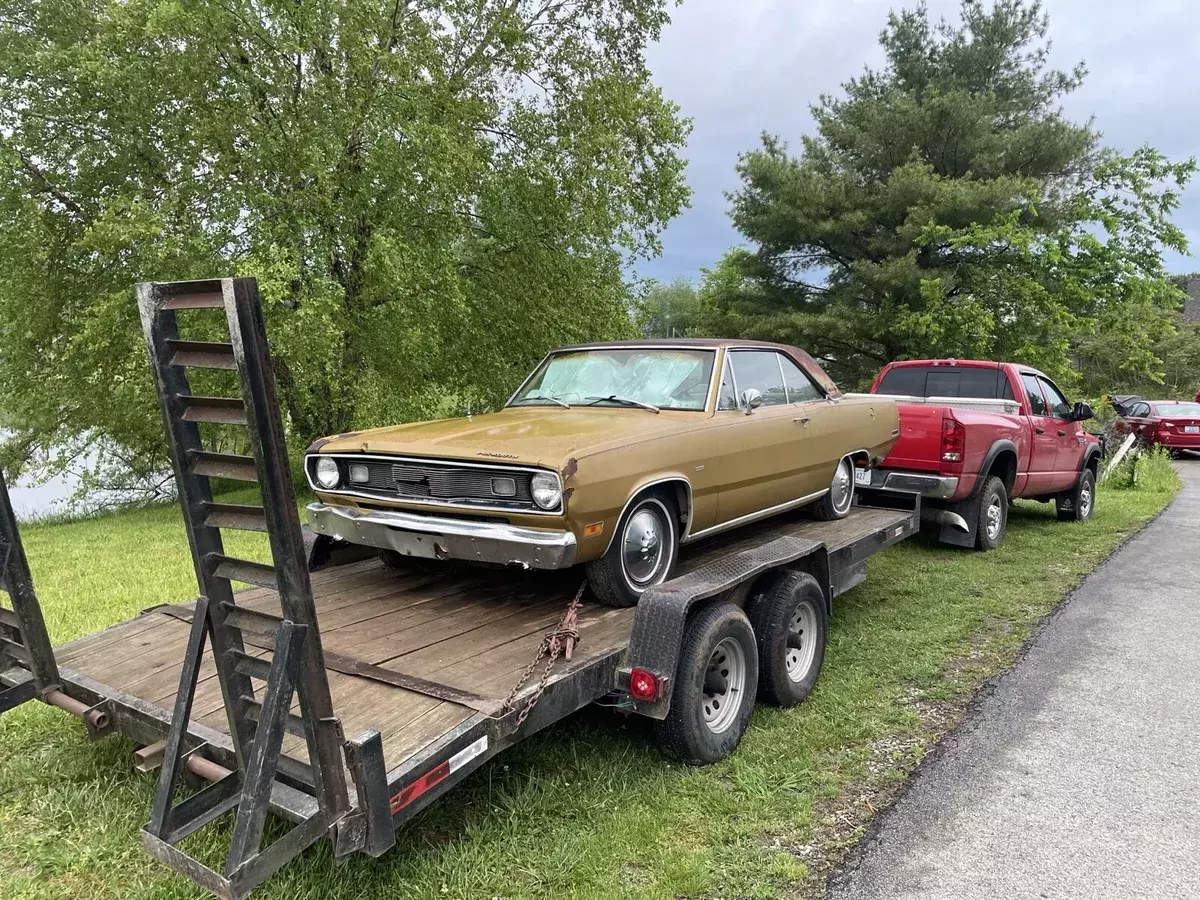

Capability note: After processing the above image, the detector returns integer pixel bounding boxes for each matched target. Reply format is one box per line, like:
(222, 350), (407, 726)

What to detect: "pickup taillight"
(941, 416), (966, 463)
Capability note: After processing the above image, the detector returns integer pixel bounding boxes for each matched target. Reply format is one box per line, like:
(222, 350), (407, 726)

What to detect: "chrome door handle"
(1057, 429), (1067, 437)
(795, 416), (810, 426)
(1035, 426), (1045, 434)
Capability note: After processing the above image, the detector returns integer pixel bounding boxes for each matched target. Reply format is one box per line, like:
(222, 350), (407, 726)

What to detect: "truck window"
(876, 366), (1015, 400)
(1020, 374), (1049, 416)
(1037, 377), (1071, 418)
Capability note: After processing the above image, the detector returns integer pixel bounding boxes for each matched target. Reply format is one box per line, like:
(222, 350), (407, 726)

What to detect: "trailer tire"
(974, 476), (1008, 550)
(813, 456), (855, 520)
(656, 601), (758, 765)
(746, 570), (828, 707)
(1056, 467), (1096, 522)
(587, 490), (679, 608)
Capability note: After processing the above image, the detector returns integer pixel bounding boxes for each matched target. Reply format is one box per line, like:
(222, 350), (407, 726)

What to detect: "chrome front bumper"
(306, 503), (577, 570)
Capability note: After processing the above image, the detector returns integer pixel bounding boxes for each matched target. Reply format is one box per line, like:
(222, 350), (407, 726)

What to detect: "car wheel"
(586, 490), (679, 607)
(656, 601), (758, 765)
(974, 476), (1008, 550)
(813, 456), (855, 520)
(746, 570), (828, 707)
(1056, 467), (1096, 522)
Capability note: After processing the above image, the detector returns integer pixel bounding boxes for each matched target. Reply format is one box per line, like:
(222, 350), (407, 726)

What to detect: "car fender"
(969, 438), (1020, 499)
(601, 473), (695, 556)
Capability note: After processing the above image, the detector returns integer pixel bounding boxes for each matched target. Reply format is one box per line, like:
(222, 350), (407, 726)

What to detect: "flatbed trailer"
(0, 278), (920, 900)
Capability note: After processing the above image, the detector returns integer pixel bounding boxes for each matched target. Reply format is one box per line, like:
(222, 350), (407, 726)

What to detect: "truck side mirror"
(740, 388), (763, 414)
(1072, 401), (1094, 422)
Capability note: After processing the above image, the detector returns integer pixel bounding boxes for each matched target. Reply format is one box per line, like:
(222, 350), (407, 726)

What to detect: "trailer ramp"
(134, 278), (381, 899)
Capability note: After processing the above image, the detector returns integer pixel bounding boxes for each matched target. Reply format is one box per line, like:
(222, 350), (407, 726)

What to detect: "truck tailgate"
(880, 402), (946, 472)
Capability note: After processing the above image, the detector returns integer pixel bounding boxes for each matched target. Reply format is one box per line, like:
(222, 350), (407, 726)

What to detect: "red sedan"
(1116, 399), (1200, 452)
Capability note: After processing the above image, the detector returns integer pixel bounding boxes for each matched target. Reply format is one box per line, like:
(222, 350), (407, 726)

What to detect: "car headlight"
(530, 472), (562, 510)
(314, 456), (340, 490)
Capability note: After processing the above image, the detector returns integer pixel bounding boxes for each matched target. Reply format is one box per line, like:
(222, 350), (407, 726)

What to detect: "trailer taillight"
(628, 668), (663, 702)
(941, 417), (966, 463)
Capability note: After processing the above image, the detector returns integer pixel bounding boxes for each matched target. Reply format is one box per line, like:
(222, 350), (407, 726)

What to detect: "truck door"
(1037, 375), (1086, 489)
(1019, 373), (1059, 494)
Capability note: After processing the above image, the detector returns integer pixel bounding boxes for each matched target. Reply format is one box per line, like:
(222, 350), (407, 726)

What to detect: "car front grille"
(313, 455), (548, 512)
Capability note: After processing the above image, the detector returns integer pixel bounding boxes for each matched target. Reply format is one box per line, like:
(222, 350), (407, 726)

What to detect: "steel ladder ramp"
(0, 471), (61, 715)
(135, 278), (394, 899)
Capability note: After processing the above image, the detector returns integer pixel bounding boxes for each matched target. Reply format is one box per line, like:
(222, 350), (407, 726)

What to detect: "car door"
(779, 353), (852, 495)
(1019, 373), (1059, 493)
(712, 350), (802, 524)
(1037, 376), (1085, 489)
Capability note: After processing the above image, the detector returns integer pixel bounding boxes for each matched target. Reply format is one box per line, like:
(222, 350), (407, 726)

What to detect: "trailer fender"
(624, 534), (827, 719)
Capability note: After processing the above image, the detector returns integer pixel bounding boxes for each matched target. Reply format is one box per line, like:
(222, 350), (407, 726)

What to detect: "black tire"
(746, 570), (828, 707)
(973, 475), (1008, 550)
(656, 601), (758, 765)
(813, 456), (855, 520)
(586, 490), (680, 607)
(1056, 467), (1096, 522)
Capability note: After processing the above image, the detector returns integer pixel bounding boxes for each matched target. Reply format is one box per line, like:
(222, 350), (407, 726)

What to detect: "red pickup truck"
(860, 360), (1102, 549)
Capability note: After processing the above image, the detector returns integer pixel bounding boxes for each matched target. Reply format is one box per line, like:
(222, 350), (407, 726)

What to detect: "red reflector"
(941, 416), (966, 463)
(628, 668), (662, 702)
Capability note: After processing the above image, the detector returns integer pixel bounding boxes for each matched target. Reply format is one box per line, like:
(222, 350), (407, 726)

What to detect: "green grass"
(0, 479), (1180, 900)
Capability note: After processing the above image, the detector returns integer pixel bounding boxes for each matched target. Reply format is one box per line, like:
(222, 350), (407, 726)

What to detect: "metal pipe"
(44, 689), (111, 733)
(921, 508), (970, 533)
(185, 753), (231, 782)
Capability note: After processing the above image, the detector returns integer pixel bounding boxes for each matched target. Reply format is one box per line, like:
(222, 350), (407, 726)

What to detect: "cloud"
(641, 0), (1200, 282)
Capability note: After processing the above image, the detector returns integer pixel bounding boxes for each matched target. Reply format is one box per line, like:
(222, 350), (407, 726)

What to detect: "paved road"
(831, 460), (1200, 900)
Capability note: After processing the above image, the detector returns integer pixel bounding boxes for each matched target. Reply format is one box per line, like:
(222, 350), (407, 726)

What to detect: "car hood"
(311, 407), (704, 469)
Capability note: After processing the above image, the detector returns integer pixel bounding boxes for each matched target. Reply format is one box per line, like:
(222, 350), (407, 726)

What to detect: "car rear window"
(1153, 402), (1200, 417)
(876, 366), (1015, 400)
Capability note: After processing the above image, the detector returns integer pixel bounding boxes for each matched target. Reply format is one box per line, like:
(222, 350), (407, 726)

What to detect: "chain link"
(502, 582), (586, 729)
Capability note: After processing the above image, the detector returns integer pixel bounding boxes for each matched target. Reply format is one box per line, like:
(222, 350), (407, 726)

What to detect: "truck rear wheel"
(974, 476), (1008, 550)
(1056, 468), (1096, 522)
(656, 601), (758, 764)
(746, 570), (828, 707)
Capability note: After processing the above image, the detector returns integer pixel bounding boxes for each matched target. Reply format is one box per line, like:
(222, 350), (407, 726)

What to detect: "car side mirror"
(1072, 401), (1094, 422)
(740, 388), (763, 414)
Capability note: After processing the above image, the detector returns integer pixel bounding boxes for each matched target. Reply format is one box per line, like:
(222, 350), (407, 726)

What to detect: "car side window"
(1021, 374), (1048, 416)
(729, 351), (787, 406)
(1037, 377), (1071, 419)
(780, 354), (823, 403)
(1132, 402), (1150, 418)
(717, 358), (738, 410)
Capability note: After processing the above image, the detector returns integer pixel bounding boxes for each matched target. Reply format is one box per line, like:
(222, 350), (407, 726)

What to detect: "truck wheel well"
(986, 450), (1018, 495)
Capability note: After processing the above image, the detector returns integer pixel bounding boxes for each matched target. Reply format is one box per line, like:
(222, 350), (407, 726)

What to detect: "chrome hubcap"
(831, 458), (853, 513)
(1080, 483), (1093, 518)
(702, 637), (747, 734)
(985, 496), (1003, 540)
(786, 601), (818, 682)
(622, 506), (666, 586)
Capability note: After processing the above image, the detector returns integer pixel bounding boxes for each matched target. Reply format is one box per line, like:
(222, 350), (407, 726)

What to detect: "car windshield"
(1153, 402), (1200, 418)
(511, 348), (715, 411)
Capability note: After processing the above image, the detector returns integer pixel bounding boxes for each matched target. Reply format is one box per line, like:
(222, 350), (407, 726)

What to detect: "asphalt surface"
(830, 459), (1200, 900)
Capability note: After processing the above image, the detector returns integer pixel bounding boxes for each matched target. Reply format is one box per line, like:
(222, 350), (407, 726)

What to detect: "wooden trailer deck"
(51, 504), (909, 775)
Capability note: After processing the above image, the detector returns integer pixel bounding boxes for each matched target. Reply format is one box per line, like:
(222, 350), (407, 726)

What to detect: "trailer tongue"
(0, 278), (919, 899)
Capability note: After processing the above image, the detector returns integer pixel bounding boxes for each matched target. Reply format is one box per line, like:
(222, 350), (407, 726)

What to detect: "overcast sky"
(640, 0), (1200, 283)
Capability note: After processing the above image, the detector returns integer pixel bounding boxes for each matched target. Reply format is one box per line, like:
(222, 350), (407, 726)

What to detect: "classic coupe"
(305, 340), (900, 606)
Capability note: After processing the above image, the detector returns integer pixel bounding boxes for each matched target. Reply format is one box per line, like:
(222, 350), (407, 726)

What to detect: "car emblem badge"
(478, 451), (518, 459)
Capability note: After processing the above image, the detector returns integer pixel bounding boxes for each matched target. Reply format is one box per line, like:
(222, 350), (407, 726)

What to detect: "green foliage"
(1105, 445), (1182, 493)
(701, 0), (1194, 390)
(0, 0), (689, 493)
(633, 276), (703, 337)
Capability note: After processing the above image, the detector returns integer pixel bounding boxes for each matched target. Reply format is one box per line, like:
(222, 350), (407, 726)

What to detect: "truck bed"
(49, 504), (912, 779)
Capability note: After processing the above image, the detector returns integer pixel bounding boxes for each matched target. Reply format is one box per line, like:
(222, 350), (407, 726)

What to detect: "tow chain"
(502, 582), (586, 730)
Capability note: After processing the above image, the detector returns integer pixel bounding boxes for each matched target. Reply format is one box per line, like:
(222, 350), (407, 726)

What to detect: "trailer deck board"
(52, 503), (911, 773)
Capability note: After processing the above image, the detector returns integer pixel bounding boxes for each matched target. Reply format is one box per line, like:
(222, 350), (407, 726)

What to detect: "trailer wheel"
(746, 570), (828, 707)
(656, 601), (758, 765)
(1056, 468), (1095, 522)
(974, 476), (1008, 550)
(813, 456), (855, 520)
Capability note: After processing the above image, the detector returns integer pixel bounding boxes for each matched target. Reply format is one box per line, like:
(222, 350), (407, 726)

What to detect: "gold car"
(305, 340), (899, 606)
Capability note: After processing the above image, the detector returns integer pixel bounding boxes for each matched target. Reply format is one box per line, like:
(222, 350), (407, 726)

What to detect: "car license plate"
(854, 468), (873, 487)
(1185, 425), (1199, 434)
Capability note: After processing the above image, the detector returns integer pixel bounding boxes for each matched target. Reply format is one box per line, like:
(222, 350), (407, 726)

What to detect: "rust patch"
(561, 457), (579, 480)
(563, 487), (575, 503)
(306, 437), (331, 454)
